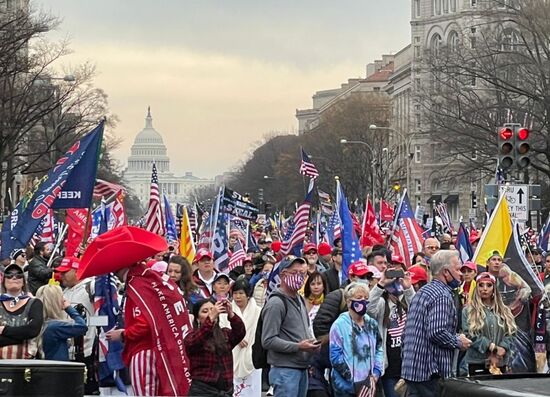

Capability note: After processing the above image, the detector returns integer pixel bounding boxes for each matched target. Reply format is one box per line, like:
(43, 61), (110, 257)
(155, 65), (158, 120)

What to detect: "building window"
(500, 28), (520, 52)
(430, 33), (442, 56)
(415, 179), (422, 194)
(414, 78), (421, 90)
(448, 31), (460, 51)
(471, 0), (477, 7)
(414, 0), (421, 17)
(414, 45), (421, 58)
(471, 150), (478, 160)
(450, 0), (457, 12)
(434, 0), (441, 15)
(414, 145), (421, 163)
(443, 0), (449, 13)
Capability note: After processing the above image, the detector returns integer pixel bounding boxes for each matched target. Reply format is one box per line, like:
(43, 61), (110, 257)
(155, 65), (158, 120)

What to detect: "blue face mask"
(385, 280), (404, 296)
(446, 270), (461, 289)
(350, 299), (368, 316)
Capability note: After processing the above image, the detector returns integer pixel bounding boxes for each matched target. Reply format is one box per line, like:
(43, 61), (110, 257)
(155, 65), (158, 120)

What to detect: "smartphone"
(216, 293), (228, 302)
(313, 339), (322, 345)
(385, 269), (405, 279)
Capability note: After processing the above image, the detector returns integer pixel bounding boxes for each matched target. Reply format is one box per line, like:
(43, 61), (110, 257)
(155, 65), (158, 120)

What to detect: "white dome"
(133, 107), (165, 146)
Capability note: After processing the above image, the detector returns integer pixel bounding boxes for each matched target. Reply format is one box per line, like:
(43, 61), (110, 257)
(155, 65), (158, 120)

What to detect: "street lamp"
(340, 139), (376, 204)
(369, 124), (411, 194)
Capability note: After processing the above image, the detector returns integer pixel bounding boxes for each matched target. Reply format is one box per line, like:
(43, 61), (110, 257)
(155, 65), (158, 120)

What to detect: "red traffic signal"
(517, 128), (529, 140)
(499, 127), (513, 140)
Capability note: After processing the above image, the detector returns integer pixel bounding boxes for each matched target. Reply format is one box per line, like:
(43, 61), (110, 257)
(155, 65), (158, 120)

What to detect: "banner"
(126, 266), (192, 396)
(1, 122), (103, 259)
(211, 187), (230, 272)
(223, 187), (259, 221)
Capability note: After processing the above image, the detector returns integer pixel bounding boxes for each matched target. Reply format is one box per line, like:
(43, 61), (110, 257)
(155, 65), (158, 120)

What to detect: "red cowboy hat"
(77, 226), (168, 280)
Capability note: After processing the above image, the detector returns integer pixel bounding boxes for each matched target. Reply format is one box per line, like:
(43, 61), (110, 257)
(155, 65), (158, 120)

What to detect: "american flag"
(387, 311), (407, 338)
(144, 163), (164, 235)
(163, 193), (179, 246)
(324, 210), (341, 245)
(435, 202), (453, 233)
(93, 179), (126, 200)
(300, 148), (319, 179)
(281, 182), (314, 256)
(390, 191), (424, 267)
(228, 239), (246, 271)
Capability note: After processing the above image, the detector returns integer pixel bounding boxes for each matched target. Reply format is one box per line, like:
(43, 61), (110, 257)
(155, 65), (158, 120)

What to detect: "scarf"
(0, 293), (29, 307)
(308, 293), (324, 306)
(232, 299), (261, 378)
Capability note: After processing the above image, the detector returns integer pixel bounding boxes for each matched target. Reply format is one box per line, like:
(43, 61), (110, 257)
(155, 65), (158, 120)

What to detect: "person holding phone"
(367, 258), (415, 397)
(185, 297), (246, 396)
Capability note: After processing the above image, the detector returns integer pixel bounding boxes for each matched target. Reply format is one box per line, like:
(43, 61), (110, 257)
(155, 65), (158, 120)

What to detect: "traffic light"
(516, 127), (531, 169)
(257, 188), (264, 203)
(498, 126), (514, 170)
(471, 192), (477, 208)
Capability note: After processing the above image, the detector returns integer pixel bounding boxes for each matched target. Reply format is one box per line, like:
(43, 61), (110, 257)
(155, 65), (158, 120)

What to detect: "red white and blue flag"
(456, 222), (474, 264)
(390, 191), (424, 267)
(228, 239), (246, 271)
(144, 163), (164, 235)
(281, 181), (314, 256)
(93, 179), (126, 200)
(300, 148), (319, 179)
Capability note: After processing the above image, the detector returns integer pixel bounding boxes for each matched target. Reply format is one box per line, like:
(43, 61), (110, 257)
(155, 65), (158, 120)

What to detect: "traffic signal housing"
(498, 126), (514, 170)
(516, 127), (531, 169)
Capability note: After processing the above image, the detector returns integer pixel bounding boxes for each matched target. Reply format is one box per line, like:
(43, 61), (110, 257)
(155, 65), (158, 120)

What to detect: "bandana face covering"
(285, 273), (306, 291)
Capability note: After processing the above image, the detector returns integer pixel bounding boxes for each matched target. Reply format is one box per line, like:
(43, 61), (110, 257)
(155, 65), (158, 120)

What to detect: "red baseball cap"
(317, 242), (332, 256)
(348, 260), (370, 277)
(303, 243), (317, 254)
(461, 261), (477, 272)
(476, 272), (496, 284)
(271, 241), (282, 253)
(55, 256), (80, 273)
(391, 254), (405, 265)
(194, 248), (213, 263)
(408, 265), (428, 284)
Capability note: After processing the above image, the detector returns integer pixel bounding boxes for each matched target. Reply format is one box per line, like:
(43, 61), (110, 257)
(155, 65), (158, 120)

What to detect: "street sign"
(502, 184), (529, 222)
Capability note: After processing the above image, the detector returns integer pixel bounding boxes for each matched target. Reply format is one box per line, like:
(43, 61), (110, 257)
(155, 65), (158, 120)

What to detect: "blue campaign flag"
(211, 187), (230, 273)
(95, 274), (126, 392)
(163, 193), (178, 245)
(336, 179), (362, 284)
(1, 122), (103, 259)
(52, 122), (103, 209)
(456, 222), (474, 264)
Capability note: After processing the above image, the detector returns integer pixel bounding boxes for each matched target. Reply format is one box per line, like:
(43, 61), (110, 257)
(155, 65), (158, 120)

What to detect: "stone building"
(123, 108), (214, 209)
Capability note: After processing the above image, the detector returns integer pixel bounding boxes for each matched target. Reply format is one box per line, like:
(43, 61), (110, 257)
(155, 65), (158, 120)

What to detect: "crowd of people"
(0, 226), (549, 397)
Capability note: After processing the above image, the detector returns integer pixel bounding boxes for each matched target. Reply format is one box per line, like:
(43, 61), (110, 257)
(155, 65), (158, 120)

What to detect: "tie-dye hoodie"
(329, 311), (384, 394)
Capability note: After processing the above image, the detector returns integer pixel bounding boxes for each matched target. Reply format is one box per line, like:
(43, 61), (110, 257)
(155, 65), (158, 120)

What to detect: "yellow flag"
(472, 193), (512, 266)
(180, 206), (196, 263)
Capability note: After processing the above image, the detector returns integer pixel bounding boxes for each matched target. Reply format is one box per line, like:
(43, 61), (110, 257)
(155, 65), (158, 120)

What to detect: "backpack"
(252, 292), (288, 369)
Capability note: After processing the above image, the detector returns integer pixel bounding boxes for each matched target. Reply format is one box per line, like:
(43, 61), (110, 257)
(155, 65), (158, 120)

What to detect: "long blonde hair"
(35, 285), (65, 321)
(467, 283), (517, 336)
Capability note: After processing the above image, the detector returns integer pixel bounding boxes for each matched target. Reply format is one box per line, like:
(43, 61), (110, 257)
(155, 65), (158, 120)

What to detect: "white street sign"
(502, 184), (529, 222)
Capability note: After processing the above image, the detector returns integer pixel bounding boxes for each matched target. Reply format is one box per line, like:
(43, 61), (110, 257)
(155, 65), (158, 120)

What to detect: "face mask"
(385, 280), (404, 296)
(285, 273), (306, 291)
(356, 278), (371, 286)
(350, 299), (368, 316)
(446, 270), (461, 289)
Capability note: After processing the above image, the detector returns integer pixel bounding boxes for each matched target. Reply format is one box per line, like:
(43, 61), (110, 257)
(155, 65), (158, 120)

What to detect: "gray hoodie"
(261, 288), (313, 368)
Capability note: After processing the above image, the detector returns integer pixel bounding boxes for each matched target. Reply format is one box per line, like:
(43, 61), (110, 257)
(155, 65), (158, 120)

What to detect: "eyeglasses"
(4, 273), (24, 280)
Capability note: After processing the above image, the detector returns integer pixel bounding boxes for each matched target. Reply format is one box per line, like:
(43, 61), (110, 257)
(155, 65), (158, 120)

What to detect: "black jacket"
(27, 255), (53, 295)
(312, 288), (346, 338)
(322, 267), (340, 293)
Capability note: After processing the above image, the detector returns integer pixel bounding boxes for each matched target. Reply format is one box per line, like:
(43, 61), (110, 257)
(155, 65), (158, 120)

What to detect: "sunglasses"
(4, 273), (24, 280)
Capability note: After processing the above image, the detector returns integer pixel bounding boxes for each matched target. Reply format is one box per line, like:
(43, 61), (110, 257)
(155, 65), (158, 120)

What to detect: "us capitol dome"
(123, 107), (214, 208)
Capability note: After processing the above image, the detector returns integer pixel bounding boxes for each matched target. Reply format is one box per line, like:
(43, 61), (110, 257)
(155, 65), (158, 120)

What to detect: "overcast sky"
(43, 0), (410, 178)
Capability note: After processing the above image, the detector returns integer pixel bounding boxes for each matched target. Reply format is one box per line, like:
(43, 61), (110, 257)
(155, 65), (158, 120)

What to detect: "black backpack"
(252, 292), (288, 369)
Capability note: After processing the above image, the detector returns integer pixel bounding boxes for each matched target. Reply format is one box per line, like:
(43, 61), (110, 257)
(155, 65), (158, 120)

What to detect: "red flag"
(360, 198), (384, 248)
(380, 199), (394, 223)
(65, 208), (89, 257)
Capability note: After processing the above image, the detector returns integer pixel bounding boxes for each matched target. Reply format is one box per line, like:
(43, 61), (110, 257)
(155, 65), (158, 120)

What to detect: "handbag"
(353, 375), (376, 397)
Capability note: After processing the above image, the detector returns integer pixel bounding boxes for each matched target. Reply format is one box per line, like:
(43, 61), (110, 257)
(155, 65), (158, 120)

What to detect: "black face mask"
(445, 269), (461, 289)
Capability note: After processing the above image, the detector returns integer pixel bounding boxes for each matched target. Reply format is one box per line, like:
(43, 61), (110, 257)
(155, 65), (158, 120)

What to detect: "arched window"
(500, 28), (520, 51)
(431, 178), (441, 192)
(448, 31), (460, 51)
(430, 33), (442, 56)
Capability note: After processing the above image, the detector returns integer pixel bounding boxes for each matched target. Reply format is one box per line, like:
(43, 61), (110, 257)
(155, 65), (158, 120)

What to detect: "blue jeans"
(269, 367), (308, 397)
(382, 376), (399, 397)
(405, 379), (439, 397)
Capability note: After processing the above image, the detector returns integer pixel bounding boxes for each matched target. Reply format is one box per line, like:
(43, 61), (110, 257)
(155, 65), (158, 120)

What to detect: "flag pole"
(385, 189), (406, 249)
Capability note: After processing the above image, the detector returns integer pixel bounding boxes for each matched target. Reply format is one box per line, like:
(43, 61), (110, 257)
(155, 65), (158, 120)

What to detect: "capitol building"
(123, 108), (214, 208)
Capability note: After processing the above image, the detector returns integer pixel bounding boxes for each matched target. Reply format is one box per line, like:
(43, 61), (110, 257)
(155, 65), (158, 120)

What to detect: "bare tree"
(417, 0), (550, 184)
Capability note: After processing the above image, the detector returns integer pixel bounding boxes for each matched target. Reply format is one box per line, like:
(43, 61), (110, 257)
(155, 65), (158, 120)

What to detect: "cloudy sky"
(44, 0), (410, 178)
